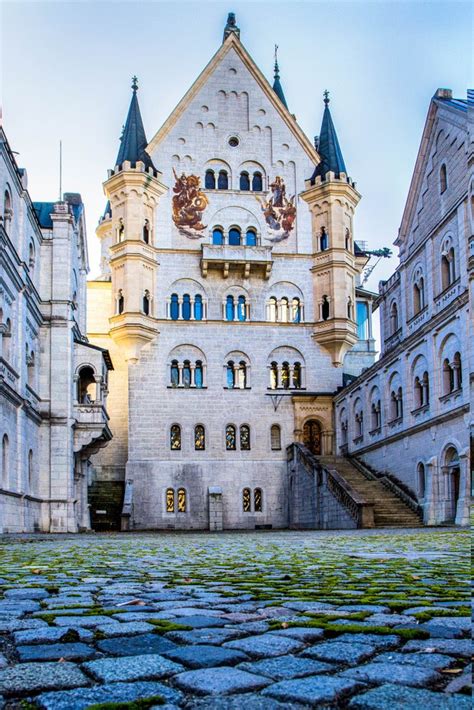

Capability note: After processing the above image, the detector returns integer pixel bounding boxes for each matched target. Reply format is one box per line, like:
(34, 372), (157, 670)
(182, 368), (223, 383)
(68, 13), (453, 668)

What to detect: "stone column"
(202, 364), (207, 387)
(190, 297), (195, 321)
(178, 363), (184, 387)
(94, 376), (102, 403)
(166, 297), (171, 319)
(190, 364), (196, 387)
(178, 296), (183, 320)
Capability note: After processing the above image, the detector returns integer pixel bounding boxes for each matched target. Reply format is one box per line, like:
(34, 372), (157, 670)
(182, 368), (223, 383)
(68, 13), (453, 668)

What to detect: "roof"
(33, 202), (55, 229)
(434, 97), (468, 113)
(115, 78), (156, 171)
(272, 52), (288, 110)
(311, 94), (347, 182)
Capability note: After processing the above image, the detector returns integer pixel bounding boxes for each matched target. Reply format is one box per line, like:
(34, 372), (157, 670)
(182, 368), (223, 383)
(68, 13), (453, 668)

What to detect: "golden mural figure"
(172, 169), (209, 238)
(256, 176), (296, 243)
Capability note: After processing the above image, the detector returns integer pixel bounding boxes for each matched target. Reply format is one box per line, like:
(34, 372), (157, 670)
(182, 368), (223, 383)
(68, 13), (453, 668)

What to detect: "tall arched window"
(77, 366), (96, 404)
(170, 424), (181, 450)
(226, 424), (236, 450)
(281, 362), (290, 389)
(195, 425), (205, 450)
(271, 424), (281, 450)
(226, 295), (235, 321)
(320, 227), (328, 251)
(228, 227), (241, 246)
(205, 169), (216, 189)
(240, 425), (250, 450)
(440, 164), (447, 194)
(27, 351), (35, 389)
(414, 376), (423, 409)
(240, 172), (250, 190)
(218, 170), (228, 190)
(268, 297), (277, 322)
(252, 172), (263, 192)
(390, 302), (399, 334)
(254, 488), (263, 512)
(413, 270), (425, 314)
(237, 295), (246, 321)
(28, 450), (33, 491)
(292, 298), (301, 323)
(422, 371), (430, 405)
(321, 296), (330, 321)
(177, 487), (186, 513)
(243, 487), (251, 512)
(170, 360), (179, 387)
(246, 228), (257, 246)
(28, 242), (36, 278)
(182, 360), (191, 388)
(226, 361), (235, 388)
(371, 400), (381, 430)
(194, 294), (203, 321)
(143, 290), (151, 316)
(170, 293), (179, 320)
(212, 227), (223, 245)
(2, 434), (9, 487)
(182, 294), (191, 321)
(195, 360), (203, 388)
(117, 290), (124, 315)
(143, 219), (150, 244)
(441, 246), (455, 291)
(166, 488), (175, 512)
(3, 318), (11, 361)
(292, 362), (301, 389)
(417, 462), (426, 498)
(3, 189), (12, 234)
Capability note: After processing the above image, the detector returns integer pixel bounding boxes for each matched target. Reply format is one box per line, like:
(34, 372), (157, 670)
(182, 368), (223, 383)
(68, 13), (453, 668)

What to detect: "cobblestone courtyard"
(0, 528), (471, 709)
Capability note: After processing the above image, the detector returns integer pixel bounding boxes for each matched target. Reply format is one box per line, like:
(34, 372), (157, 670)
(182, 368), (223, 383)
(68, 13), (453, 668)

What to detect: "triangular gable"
(147, 34), (320, 165)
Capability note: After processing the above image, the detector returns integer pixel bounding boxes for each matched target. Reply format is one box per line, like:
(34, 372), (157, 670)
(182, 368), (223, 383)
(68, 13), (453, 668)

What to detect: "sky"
(2, 0), (471, 310)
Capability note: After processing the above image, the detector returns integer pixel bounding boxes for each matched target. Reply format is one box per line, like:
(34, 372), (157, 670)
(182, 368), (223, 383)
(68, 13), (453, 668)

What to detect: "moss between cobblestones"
(149, 620), (193, 633)
(86, 697), (165, 709)
(268, 619), (430, 640)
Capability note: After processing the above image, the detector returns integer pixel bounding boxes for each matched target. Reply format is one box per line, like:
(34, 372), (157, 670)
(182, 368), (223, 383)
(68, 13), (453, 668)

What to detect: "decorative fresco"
(172, 169), (209, 238)
(256, 176), (296, 243)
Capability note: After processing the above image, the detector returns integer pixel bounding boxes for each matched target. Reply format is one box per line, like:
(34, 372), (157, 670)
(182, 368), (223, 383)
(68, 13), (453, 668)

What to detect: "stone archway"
(303, 419), (322, 455)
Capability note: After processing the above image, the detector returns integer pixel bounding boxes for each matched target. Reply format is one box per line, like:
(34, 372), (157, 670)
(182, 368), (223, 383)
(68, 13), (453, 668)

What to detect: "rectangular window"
(356, 302), (369, 340)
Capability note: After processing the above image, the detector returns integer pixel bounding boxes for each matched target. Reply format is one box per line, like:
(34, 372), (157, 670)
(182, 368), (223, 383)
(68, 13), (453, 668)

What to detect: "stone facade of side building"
(87, 16), (378, 531)
(334, 89), (472, 527)
(0, 126), (113, 533)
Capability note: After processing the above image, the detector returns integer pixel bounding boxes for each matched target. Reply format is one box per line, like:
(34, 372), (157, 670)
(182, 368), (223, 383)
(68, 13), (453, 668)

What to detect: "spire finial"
(131, 75), (138, 93)
(274, 44), (280, 79)
(323, 89), (330, 105)
(223, 12), (240, 42)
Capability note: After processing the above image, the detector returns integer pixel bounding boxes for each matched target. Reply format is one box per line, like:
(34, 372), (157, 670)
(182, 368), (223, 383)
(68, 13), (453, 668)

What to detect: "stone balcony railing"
(433, 279), (463, 313)
(201, 244), (273, 279)
(407, 305), (429, 334)
(73, 402), (112, 456)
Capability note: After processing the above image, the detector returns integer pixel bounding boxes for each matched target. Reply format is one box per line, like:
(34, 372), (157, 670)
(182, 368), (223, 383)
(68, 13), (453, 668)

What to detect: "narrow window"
(246, 228), (257, 246)
(170, 424), (181, 450)
(240, 172), (250, 190)
(166, 488), (175, 512)
(28, 449), (33, 491)
(212, 227), (224, 245)
(237, 295), (246, 321)
(270, 361), (278, 389)
(440, 164), (447, 194)
(218, 170), (228, 190)
(195, 425), (205, 450)
(226, 295), (234, 321)
(183, 360), (191, 388)
(254, 488), (263, 512)
(292, 298), (301, 323)
(226, 425), (236, 450)
(195, 360), (203, 388)
(143, 219), (150, 243)
(3, 190), (12, 234)
(417, 463), (426, 498)
(242, 487), (251, 512)
(397, 387), (403, 418)
(320, 227), (328, 251)
(453, 352), (462, 389)
(292, 362), (301, 389)
(143, 290), (150, 316)
(443, 358), (453, 394)
(170, 293), (179, 320)
(170, 360), (179, 387)
(182, 294), (191, 321)
(414, 376), (422, 409)
(228, 227), (241, 246)
(252, 172), (263, 191)
(356, 302), (369, 339)
(194, 294), (203, 321)
(268, 297), (277, 322)
(177, 487), (186, 513)
(117, 290), (124, 314)
(226, 361), (235, 388)
(321, 296), (330, 321)
(240, 425), (250, 450)
(271, 424), (281, 450)
(205, 169), (216, 189)
(117, 218), (124, 242)
(28, 242), (35, 277)
(422, 371), (430, 405)
(3, 318), (11, 362)
(390, 302), (398, 334)
(390, 391), (398, 420)
(281, 362), (290, 389)
(2, 434), (9, 487)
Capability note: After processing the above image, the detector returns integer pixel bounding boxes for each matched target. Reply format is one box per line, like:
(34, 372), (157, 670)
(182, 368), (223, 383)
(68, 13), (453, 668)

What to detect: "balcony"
(433, 279), (463, 314)
(73, 401), (112, 456)
(201, 244), (273, 279)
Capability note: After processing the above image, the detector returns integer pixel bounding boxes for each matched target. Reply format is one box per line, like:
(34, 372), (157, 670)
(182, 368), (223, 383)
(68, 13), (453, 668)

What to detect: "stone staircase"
(318, 456), (423, 528)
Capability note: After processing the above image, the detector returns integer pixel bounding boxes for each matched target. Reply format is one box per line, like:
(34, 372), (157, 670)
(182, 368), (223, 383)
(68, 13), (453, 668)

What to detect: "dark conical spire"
(311, 91), (347, 182)
(115, 76), (156, 170)
(223, 12), (240, 42)
(272, 45), (288, 110)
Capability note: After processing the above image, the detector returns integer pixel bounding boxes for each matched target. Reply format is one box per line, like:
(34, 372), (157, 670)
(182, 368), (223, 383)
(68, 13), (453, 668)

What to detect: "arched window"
(321, 296), (330, 321)
(226, 295), (235, 321)
(453, 352), (462, 390)
(347, 298), (353, 320)
(3, 189), (12, 234)
(281, 362), (290, 389)
(240, 425), (250, 450)
(397, 387), (403, 418)
(28, 449), (34, 491)
(195, 425), (205, 450)
(442, 354), (462, 395)
(143, 219), (150, 244)
(254, 488), (263, 512)
(194, 294), (203, 321)
(143, 290), (150, 316)
(243, 487), (251, 512)
(170, 360), (179, 387)
(390, 391), (398, 421)
(292, 362), (302, 389)
(440, 164), (447, 194)
(205, 169), (216, 189)
(270, 361), (278, 389)
(345, 228), (351, 251)
(77, 366), (96, 404)
(28, 242), (36, 277)
(182, 294), (191, 321)
(371, 400), (381, 430)
(240, 172), (250, 190)
(177, 487), (186, 512)
(170, 424), (181, 450)
(117, 218), (124, 243)
(252, 172), (263, 191)
(268, 297), (277, 322)
(422, 371), (430, 405)
(182, 360), (191, 388)
(303, 420), (322, 455)
(166, 488), (175, 512)
(417, 462), (426, 498)
(218, 170), (229, 190)
(117, 290), (124, 315)
(413, 271), (425, 314)
(441, 246), (455, 291)
(212, 227), (224, 245)
(271, 424), (281, 450)
(390, 302), (399, 334)
(226, 361), (235, 388)
(228, 227), (241, 246)
(414, 376), (423, 409)
(3, 318), (11, 361)
(195, 360), (203, 388)
(226, 424), (236, 450)
(246, 228), (257, 246)
(237, 295), (246, 322)
(320, 227), (328, 251)
(291, 298), (301, 323)
(2, 434), (9, 487)
(238, 361), (247, 389)
(280, 298), (289, 323)
(170, 293), (179, 320)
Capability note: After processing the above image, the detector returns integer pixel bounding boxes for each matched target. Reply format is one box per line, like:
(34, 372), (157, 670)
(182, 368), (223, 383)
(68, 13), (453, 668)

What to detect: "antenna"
(59, 140), (62, 201)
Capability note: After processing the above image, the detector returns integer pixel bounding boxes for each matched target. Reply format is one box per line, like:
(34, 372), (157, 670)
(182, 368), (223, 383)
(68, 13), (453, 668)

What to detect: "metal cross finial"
(323, 89), (330, 105)
(131, 76), (138, 92)
(274, 44), (280, 77)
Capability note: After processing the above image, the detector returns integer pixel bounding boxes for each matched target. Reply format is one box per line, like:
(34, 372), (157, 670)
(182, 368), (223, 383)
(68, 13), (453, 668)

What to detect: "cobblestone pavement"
(0, 528), (471, 709)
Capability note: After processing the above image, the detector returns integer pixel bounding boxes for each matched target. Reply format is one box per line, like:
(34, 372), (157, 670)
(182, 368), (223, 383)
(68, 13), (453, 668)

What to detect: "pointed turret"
(272, 45), (288, 110)
(115, 76), (156, 171)
(311, 91), (347, 182)
(223, 12), (240, 42)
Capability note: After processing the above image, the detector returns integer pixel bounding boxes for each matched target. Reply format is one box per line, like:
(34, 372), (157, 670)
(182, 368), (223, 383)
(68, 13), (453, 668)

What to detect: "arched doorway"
(303, 420), (322, 455)
(444, 447), (460, 523)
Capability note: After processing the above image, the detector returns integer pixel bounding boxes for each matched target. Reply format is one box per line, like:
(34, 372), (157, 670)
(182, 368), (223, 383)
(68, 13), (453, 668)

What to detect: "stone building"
(334, 89), (471, 527)
(0, 126), (112, 533)
(87, 15), (383, 531)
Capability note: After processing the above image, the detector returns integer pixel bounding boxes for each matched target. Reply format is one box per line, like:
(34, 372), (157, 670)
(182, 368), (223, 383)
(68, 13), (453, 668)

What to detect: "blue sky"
(2, 0), (471, 296)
